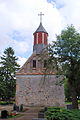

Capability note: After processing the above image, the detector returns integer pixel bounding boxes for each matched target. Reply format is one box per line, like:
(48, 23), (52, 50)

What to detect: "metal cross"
(38, 12), (44, 23)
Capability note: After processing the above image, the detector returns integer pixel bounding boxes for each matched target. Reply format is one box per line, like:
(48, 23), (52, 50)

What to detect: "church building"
(16, 13), (65, 107)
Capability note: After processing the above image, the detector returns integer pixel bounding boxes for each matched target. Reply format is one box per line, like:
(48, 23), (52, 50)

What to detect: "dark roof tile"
(34, 22), (48, 34)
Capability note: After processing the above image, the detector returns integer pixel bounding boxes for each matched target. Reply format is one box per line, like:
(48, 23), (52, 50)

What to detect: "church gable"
(17, 52), (48, 74)
(16, 12), (65, 107)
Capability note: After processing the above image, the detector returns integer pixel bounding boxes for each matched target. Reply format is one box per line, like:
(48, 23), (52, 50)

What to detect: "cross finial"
(38, 12), (44, 23)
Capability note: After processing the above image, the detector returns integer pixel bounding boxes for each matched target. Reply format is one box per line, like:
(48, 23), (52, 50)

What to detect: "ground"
(0, 104), (80, 120)
(0, 105), (43, 120)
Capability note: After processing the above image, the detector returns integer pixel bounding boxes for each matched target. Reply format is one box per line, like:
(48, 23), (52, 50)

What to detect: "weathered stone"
(16, 74), (65, 107)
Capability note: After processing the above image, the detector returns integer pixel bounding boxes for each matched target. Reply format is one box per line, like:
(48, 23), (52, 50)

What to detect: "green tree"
(0, 67), (7, 100)
(0, 47), (20, 101)
(48, 25), (80, 109)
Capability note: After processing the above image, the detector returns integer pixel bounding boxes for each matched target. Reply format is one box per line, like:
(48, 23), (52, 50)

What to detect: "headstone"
(16, 106), (19, 112)
(1, 110), (8, 118)
(32, 118), (47, 120)
(13, 104), (17, 111)
(44, 107), (47, 112)
(67, 104), (73, 109)
(38, 112), (44, 118)
(38, 110), (44, 118)
(19, 104), (23, 111)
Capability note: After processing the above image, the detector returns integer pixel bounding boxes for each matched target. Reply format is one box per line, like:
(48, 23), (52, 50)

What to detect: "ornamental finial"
(38, 12), (44, 23)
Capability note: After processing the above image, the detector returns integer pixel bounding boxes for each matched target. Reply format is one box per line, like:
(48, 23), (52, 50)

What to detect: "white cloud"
(0, 1), (64, 42)
(0, 0), (80, 66)
(17, 56), (27, 67)
(56, 0), (80, 28)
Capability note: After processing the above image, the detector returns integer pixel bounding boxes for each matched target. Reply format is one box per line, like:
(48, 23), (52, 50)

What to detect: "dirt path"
(0, 106), (43, 120)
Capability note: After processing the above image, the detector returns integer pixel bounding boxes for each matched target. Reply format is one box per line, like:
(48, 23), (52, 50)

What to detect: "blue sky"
(0, 0), (80, 66)
(47, 0), (65, 8)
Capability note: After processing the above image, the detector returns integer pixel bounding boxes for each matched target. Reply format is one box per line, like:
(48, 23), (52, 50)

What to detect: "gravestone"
(19, 104), (23, 111)
(13, 104), (17, 111)
(67, 104), (73, 109)
(38, 112), (44, 118)
(38, 107), (47, 118)
(1, 110), (8, 118)
(32, 118), (47, 120)
(16, 106), (19, 112)
(44, 107), (47, 112)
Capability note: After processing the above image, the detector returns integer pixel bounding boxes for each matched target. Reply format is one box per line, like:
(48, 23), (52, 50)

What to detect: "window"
(44, 60), (47, 68)
(33, 60), (36, 68)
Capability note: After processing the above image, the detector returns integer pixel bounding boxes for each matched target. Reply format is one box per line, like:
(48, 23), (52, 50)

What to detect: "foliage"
(38, 46), (59, 75)
(64, 79), (71, 101)
(0, 47), (20, 101)
(64, 78), (80, 102)
(45, 107), (80, 120)
(48, 25), (80, 109)
(0, 101), (14, 105)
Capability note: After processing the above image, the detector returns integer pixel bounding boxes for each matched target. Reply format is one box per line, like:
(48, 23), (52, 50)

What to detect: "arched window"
(33, 60), (36, 68)
(44, 60), (47, 68)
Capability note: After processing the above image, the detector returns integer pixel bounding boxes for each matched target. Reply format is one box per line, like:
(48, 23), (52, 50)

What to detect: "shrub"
(0, 101), (14, 105)
(45, 107), (80, 120)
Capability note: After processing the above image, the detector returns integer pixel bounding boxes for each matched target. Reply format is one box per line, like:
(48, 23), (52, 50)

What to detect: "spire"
(33, 12), (48, 34)
(33, 12), (48, 54)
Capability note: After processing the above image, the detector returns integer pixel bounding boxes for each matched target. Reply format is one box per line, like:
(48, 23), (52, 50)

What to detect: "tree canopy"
(48, 25), (80, 109)
(0, 47), (20, 101)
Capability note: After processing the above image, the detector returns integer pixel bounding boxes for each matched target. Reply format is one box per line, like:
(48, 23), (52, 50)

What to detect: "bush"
(0, 101), (14, 105)
(45, 107), (80, 120)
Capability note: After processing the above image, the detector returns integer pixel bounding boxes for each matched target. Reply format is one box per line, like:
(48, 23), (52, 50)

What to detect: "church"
(16, 13), (65, 107)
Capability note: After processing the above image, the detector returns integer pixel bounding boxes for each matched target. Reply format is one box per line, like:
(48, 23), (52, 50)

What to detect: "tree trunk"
(70, 85), (78, 109)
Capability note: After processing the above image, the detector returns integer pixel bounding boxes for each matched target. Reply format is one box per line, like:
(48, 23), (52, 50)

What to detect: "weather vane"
(38, 12), (44, 23)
